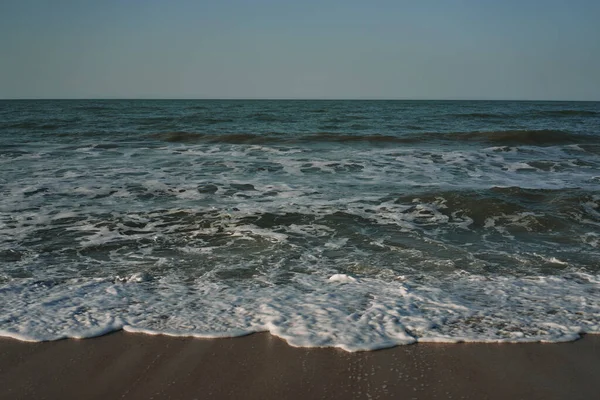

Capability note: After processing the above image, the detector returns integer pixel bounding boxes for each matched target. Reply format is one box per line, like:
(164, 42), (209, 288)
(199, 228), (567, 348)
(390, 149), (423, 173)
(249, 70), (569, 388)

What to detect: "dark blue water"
(1, 100), (599, 350)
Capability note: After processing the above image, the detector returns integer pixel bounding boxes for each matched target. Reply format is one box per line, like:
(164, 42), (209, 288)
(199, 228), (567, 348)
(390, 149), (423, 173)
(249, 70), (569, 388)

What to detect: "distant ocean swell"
(151, 129), (598, 146)
(450, 110), (598, 118)
(2, 105), (598, 133)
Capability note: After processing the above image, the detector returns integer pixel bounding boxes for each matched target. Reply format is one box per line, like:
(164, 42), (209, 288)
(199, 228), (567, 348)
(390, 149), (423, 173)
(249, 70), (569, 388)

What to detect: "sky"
(0, 0), (599, 100)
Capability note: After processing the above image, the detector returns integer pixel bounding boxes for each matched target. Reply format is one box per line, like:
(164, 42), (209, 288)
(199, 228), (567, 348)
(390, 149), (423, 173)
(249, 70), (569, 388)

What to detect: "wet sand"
(1, 332), (599, 400)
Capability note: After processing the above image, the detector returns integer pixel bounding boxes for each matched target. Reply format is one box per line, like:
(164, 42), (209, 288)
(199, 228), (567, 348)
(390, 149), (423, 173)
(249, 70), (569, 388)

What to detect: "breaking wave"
(151, 129), (598, 146)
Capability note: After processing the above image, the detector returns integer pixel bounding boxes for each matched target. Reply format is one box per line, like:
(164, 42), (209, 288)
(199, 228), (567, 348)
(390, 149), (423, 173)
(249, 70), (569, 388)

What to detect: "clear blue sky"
(1, 0), (599, 100)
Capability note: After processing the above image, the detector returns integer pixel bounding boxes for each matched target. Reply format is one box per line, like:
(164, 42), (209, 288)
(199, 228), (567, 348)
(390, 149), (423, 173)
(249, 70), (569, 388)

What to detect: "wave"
(309, 132), (417, 143)
(195, 117), (234, 124)
(450, 110), (599, 119)
(536, 110), (599, 117)
(151, 129), (598, 146)
(150, 132), (278, 144)
(448, 129), (595, 145)
(2, 121), (73, 130)
(392, 187), (596, 231)
(326, 115), (369, 123)
(74, 105), (109, 111)
(248, 113), (288, 122)
(2, 269), (599, 348)
(449, 112), (507, 119)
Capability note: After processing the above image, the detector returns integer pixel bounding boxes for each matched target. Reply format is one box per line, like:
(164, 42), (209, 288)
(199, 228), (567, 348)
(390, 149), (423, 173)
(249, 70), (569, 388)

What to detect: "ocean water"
(1, 100), (600, 351)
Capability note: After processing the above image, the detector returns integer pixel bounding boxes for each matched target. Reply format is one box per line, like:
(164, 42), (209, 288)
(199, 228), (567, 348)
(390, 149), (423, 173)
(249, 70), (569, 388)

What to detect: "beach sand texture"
(1, 332), (599, 400)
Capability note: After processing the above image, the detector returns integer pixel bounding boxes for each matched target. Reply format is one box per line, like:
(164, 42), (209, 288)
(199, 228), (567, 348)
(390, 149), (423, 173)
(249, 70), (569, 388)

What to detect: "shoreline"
(1, 332), (599, 400)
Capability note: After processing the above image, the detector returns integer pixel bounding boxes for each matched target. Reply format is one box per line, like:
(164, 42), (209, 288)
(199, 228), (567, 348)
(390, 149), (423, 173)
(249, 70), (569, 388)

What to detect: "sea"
(1, 100), (599, 351)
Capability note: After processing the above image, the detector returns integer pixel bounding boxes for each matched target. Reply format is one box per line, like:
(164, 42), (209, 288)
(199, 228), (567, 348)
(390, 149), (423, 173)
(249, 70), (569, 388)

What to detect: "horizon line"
(1, 98), (599, 102)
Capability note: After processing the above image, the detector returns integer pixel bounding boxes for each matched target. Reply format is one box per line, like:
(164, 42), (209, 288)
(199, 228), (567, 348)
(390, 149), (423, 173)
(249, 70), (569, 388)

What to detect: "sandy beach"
(0, 332), (598, 400)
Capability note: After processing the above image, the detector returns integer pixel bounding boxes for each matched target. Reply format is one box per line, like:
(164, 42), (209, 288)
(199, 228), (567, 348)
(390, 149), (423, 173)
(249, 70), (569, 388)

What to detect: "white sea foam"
(328, 274), (358, 283)
(1, 270), (599, 351)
